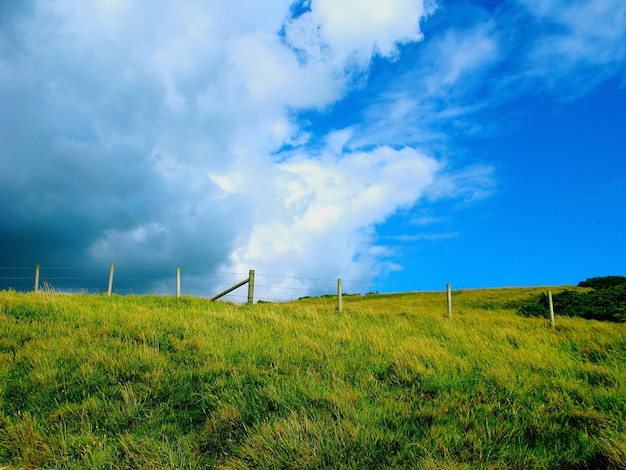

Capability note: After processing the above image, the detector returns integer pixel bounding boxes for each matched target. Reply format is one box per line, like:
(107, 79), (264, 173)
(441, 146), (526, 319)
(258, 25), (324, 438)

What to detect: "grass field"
(0, 287), (624, 469)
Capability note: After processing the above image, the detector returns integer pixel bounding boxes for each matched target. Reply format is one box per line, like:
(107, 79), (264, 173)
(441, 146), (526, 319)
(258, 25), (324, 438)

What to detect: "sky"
(1, 0), (625, 300)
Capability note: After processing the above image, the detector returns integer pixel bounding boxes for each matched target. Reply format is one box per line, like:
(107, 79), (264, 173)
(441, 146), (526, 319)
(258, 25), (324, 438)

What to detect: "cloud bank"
(1, 0), (625, 297)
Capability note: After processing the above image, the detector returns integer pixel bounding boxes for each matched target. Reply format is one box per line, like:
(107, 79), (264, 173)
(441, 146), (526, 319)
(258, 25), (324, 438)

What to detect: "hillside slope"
(0, 288), (625, 468)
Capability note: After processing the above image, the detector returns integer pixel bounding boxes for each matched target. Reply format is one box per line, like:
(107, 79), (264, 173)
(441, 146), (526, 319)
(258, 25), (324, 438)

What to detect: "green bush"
(578, 276), (626, 290)
(516, 294), (550, 318)
(516, 278), (626, 322)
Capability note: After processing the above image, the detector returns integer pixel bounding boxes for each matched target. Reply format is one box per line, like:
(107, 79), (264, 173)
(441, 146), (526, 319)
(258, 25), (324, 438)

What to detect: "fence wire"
(0, 266), (444, 302)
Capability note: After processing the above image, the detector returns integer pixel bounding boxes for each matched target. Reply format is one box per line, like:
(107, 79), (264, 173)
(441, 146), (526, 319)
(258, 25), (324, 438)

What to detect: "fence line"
(0, 265), (447, 303)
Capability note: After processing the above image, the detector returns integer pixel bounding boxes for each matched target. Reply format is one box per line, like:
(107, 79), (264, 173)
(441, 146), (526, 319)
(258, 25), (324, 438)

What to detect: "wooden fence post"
(247, 270), (255, 305)
(447, 283), (452, 318)
(34, 265), (40, 293)
(337, 278), (343, 312)
(548, 290), (555, 328)
(176, 267), (181, 298)
(107, 264), (115, 297)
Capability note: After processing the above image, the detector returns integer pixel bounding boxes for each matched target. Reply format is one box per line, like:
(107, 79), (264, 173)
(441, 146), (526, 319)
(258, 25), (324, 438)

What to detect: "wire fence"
(0, 265), (444, 302)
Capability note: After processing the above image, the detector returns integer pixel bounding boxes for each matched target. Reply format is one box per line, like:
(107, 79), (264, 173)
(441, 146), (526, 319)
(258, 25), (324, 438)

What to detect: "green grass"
(0, 287), (624, 469)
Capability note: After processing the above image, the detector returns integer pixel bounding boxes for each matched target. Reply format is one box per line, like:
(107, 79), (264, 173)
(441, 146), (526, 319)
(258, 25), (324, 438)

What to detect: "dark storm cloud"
(0, 1), (246, 292)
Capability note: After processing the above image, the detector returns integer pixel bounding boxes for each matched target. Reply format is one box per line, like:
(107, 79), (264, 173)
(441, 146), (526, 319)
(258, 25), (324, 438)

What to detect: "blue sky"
(1, 0), (625, 299)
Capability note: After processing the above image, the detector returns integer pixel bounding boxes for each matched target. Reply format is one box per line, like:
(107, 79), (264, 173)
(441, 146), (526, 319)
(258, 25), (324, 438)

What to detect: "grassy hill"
(0, 287), (624, 469)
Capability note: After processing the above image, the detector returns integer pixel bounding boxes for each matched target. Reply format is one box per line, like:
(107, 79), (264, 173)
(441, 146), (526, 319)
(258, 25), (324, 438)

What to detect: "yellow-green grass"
(0, 287), (624, 469)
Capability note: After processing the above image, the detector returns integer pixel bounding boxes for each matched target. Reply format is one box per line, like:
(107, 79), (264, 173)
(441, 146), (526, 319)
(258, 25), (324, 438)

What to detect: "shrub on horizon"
(578, 275), (626, 290)
(516, 277), (626, 322)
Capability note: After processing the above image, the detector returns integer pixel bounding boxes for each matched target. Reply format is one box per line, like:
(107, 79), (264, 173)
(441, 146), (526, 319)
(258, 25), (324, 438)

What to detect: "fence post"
(247, 270), (255, 305)
(34, 265), (40, 293)
(337, 278), (343, 311)
(107, 264), (115, 297)
(548, 290), (555, 328)
(447, 283), (452, 318)
(176, 267), (181, 298)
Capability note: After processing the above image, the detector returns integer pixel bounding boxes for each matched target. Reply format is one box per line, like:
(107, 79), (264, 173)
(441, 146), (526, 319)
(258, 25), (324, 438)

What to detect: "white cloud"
(309, 0), (430, 60)
(333, 20), (502, 151)
(228, 30), (341, 111)
(348, 0), (626, 155)
(283, 0), (434, 75)
(519, 0), (626, 95)
(427, 25), (500, 91)
(216, 145), (441, 292)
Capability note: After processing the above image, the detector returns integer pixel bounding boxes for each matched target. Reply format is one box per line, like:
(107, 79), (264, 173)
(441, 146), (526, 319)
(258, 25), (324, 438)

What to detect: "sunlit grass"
(0, 288), (624, 468)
